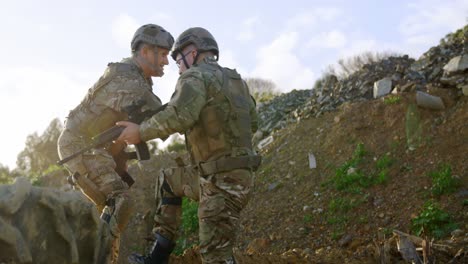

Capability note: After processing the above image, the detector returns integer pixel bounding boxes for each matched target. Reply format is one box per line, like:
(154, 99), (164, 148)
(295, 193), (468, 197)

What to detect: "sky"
(0, 0), (466, 169)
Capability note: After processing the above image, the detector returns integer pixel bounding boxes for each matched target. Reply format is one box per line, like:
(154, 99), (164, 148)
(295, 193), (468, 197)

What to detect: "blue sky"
(0, 0), (466, 168)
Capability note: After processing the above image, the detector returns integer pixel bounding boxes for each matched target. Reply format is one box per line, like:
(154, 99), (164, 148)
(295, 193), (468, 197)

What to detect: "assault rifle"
(57, 100), (166, 166)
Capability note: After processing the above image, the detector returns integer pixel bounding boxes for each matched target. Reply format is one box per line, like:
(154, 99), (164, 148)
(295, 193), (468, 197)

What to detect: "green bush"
(429, 164), (460, 196)
(411, 200), (458, 239)
(174, 198), (199, 255)
(327, 143), (398, 195)
(166, 141), (186, 153)
(374, 153), (394, 184)
(0, 164), (15, 184)
(331, 143), (371, 193)
(383, 95), (401, 105)
(329, 197), (354, 213)
(328, 144), (394, 193)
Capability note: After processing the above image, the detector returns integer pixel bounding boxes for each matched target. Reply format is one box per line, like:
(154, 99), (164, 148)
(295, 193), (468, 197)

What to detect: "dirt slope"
(236, 89), (467, 263)
(119, 89), (467, 263)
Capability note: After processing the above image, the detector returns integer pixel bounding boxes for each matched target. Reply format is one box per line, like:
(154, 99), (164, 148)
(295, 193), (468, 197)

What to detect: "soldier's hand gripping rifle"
(57, 100), (166, 166)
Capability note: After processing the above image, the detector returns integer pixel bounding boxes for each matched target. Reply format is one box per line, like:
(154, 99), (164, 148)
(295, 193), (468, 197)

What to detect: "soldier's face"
(151, 47), (170, 77)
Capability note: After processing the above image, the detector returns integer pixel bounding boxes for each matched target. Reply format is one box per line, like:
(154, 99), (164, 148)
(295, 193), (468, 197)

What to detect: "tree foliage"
(0, 163), (22, 184)
(166, 134), (186, 153)
(245, 78), (280, 103)
(16, 118), (63, 176)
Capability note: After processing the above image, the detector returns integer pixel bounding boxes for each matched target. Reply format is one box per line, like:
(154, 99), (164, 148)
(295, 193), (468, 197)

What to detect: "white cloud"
(237, 16), (259, 42)
(38, 24), (52, 32)
(339, 38), (379, 57)
(147, 12), (180, 34)
(251, 32), (315, 91)
(399, 0), (468, 55)
(0, 67), (92, 168)
(286, 7), (342, 30)
(218, 49), (248, 76)
(112, 14), (139, 49)
(307, 30), (347, 49)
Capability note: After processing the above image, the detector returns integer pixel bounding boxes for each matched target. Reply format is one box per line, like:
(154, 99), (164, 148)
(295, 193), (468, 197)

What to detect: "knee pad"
(114, 194), (135, 233)
(73, 172), (106, 210)
(155, 169), (181, 210)
(101, 194), (134, 235)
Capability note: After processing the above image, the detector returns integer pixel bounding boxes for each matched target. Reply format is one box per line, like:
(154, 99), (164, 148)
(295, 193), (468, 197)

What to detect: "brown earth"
(118, 88), (468, 263)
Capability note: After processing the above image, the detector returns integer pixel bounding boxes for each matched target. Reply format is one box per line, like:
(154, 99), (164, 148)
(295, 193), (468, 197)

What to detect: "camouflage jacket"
(140, 56), (258, 163)
(63, 57), (162, 143)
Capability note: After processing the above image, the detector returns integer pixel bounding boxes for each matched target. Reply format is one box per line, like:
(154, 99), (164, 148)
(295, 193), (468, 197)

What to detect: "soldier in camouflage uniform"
(57, 24), (174, 263)
(118, 27), (261, 264)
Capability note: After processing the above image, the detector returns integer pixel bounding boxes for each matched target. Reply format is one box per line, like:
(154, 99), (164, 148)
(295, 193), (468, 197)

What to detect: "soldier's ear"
(141, 44), (149, 56)
(140, 44), (152, 57)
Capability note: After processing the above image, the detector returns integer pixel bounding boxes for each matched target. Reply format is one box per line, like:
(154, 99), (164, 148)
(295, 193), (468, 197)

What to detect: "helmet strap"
(178, 49), (193, 70)
(182, 55), (191, 69)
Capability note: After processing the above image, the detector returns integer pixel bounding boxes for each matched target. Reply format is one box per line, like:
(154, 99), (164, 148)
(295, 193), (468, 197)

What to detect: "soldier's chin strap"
(178, 48), (201, 70)
(179, 51), (191, 70)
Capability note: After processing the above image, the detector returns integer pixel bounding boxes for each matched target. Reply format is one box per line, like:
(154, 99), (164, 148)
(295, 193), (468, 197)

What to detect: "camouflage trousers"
(154, 164), (253, 263)
(58, 132), (134, 263)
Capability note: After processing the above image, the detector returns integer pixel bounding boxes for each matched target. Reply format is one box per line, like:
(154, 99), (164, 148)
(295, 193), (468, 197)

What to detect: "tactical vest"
(186, 63), (254, 163)
(65, 61), (153, 139)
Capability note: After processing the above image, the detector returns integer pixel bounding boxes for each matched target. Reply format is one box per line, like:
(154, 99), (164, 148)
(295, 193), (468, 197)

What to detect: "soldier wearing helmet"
(118, 27), (260, 264)
(57, 24), (174, 264)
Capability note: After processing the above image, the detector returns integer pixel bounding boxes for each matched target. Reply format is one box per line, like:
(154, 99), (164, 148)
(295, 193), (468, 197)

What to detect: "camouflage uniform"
(139, 55), (260, 263)
(57, 58), (162, 261)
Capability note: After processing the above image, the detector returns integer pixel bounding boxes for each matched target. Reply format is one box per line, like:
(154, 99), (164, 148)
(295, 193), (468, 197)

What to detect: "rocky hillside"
(117, 25), (468, 263)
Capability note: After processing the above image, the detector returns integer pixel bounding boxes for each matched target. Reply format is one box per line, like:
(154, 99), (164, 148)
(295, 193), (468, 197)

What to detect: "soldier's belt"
(198, 155), (262, 176)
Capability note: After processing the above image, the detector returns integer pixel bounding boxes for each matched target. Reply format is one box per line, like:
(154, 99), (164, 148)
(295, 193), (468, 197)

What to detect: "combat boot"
(128, 233), (175, 264)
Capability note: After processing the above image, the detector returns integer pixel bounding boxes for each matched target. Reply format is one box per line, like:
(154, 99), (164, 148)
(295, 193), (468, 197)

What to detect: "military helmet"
(171, 27), (219, 60)
(131, 24), (174, 51)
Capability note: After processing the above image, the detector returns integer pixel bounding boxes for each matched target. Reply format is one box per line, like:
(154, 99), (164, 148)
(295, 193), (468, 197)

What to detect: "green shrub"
(174, 198), (199, 255)
(374, 153), (393, 184)
(328, 145), (394, 192)
(411, 200), (458, 239)
(166, 141), (186, 153)
(331, 143), (370, 193)
(429, 164), (460, 196)
(376, 153), (393, 170)
(383, 95), (401, 105)
(329, 197), (354, 213)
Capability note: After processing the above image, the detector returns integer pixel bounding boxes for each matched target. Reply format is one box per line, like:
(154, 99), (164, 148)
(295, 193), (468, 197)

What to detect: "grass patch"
(174, 198), (199, 255)
(330, 143), (369, 193)
(331, 229), (345, 241)
(411, 200), (458, 239)
(329, 197), (355, 213)
(374, 153), (394, 184)
(383, 95), (401, 105)
(327, 143), (392, 193)
(428, 164), (460, 196)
